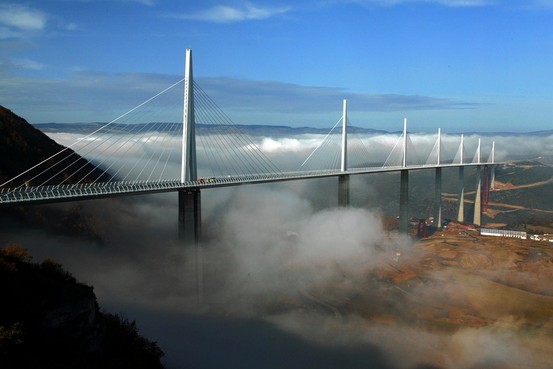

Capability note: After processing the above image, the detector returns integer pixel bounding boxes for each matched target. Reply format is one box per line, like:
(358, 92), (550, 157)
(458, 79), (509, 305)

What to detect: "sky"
(0, 0), (552, 132)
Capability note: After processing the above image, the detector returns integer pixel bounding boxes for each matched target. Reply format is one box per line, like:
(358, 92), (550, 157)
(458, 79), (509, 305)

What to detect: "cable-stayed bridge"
(0, 49), (499, 241)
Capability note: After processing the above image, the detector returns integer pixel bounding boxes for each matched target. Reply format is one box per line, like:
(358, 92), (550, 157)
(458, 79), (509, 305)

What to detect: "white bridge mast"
(181, 48), (197, 183)
(341, 99), (348, 172)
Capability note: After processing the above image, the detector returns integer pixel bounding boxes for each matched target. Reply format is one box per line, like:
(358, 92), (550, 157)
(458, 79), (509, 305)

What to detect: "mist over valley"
(3, 0), (553, 367)
(3, 117), (553, 368)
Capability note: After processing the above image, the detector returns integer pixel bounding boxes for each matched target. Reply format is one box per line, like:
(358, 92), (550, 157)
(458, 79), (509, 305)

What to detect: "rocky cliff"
(0, 245), (164, 369)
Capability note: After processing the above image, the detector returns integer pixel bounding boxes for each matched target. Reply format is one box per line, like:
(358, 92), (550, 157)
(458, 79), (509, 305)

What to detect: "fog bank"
(4, 127), (553, 368)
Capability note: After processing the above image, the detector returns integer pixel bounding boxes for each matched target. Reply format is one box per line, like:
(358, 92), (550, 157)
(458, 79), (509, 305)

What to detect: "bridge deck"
(0, 163), (496, 206)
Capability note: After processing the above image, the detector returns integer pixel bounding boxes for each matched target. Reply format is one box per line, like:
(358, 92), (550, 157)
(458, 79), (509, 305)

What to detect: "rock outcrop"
(0, 245), (164, 369)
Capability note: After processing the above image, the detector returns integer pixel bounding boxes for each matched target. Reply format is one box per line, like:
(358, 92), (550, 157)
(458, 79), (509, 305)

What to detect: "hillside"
(0, 106), (113, 240)
(0, 245), (164, 369)
(0, 106), (109, 187)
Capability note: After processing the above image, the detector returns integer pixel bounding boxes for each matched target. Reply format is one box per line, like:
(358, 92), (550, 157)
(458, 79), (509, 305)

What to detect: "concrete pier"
(178, 188), (203, 304)
(399, 170), (409, 234)
(434, 167), (442, 229)
(457, 166), (465, 223)
(474, 166), (482, 226)
(338, 174), (350, 207)
(178, 188), (201, 244)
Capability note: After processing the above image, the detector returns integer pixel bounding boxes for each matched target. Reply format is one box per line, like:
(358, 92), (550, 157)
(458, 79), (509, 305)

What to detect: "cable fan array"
(193, 82), (281, 178)
(1, 78), (283, 191)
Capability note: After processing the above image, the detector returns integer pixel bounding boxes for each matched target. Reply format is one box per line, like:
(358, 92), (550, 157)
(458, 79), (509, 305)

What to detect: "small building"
(480, 228), (527, 240)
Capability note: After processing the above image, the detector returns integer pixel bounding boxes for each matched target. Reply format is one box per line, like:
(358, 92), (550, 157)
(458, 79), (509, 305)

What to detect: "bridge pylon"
(434, 128), (442, 229)
(179, 48), (201, 244)
(340, 99), (348, 173)
(490, 141), (496, 190)
(473, 139), (482, 226)
(338, 99), (350, 207)
(182, 48), (197, 183)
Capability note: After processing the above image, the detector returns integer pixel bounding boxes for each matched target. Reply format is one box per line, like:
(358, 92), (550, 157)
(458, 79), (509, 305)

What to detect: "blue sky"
(0, 0), (552, 132)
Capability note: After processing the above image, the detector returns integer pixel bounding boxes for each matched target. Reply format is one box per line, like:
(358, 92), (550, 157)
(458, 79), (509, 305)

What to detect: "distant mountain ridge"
(33, 122), (389, 136)
(33, 122), (553, 137)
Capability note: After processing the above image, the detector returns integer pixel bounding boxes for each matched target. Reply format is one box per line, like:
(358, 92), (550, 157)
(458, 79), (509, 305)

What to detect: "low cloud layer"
(4, 127), (553, 368)
(199, 187), (392, 313)
(43, 129), (541, 184)
(3, 181), (553, 368)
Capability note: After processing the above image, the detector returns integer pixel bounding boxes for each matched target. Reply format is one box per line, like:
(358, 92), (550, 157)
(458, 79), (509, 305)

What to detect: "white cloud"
(0, 71), (184, 124)
(0, 70), (479, 127)
(351, 0), (496, 6)
(0, 4), (49, 40)
(133, 0), (156, 5)
(0, 3), (80, 41)
(532, 0), (553, 7)
(199, 77), (479, 114)
(9, 58), (45, 71)
(64, 22), (79, 31)
(428, 0), (495, 5)
(259, 137), (312, 153)
(352, 0), (553, 7)
(175, 3), (291, 23)
(437, 0), (494, 5)
(0, 4), (47, 32)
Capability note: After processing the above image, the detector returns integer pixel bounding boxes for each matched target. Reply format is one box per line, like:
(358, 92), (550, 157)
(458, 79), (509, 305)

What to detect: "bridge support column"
(179, 188), (201, 244)
(179, 188), (203, 304)
(473, 166), (482, 226)
(434, 167), (442, 229)
(338, 175), (350, 207)
(457, 166), (465, 223)
(399, 170), (409, 234)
